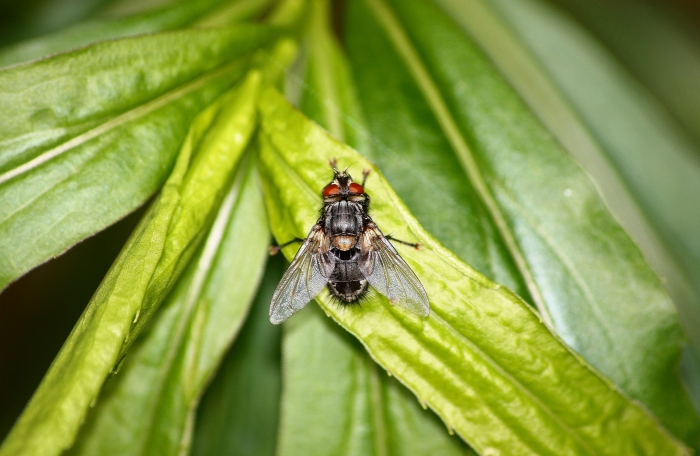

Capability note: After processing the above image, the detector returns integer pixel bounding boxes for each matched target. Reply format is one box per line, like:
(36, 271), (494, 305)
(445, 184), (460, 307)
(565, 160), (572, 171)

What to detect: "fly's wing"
(359, 224), (430, 317)
(269, 225), (335, 324)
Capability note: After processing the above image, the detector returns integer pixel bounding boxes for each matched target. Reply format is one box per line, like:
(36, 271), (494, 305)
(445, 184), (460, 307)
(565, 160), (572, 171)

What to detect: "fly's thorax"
(325, 200), (364, 250)
(324, 200), (364, 251)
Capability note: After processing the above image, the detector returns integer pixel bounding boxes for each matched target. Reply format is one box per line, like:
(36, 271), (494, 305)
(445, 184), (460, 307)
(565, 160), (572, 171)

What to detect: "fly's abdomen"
(328, 249), (368, 302)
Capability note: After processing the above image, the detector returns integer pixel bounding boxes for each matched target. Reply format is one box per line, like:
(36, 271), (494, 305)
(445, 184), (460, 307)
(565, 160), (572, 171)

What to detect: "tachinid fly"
(269, 160), (430, 324)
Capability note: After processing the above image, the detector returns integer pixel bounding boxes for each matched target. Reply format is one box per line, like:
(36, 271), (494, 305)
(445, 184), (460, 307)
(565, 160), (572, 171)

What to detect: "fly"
(269, 160), (430, 324)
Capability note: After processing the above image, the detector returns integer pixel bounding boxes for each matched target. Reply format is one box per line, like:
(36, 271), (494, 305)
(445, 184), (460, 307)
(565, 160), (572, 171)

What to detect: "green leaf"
(276, 3), (473, 454)
(348, 0), (530, 302)
(193, 0), (275, 27)
(68, 158), (269, 456)
(429, 0), (700, 443)
(0, 0), (107, 47)
(428, 0), (700, 345)
(0, 25), (276, 293)
(343, 0), (700, 446)
(191, 256), (284, 456)
(0, 0), (273, 67)
(493, 0), (700, 436)
(549, 0), (700, 151)
(0, 71), (262, 456)
(257, 85), (688, 455)
(478, 0), (700, 352)
(278, 305), (474, 456)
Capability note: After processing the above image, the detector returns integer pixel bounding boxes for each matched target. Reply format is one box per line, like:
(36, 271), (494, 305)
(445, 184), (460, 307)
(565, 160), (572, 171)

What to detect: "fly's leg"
(269, 237), (305, 255)
(361, 168), (370, 187)
(385, 235), (422, 251)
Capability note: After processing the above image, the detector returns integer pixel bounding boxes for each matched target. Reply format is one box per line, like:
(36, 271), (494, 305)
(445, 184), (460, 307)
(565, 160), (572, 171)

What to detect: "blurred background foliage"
(1, 0), (700, 451)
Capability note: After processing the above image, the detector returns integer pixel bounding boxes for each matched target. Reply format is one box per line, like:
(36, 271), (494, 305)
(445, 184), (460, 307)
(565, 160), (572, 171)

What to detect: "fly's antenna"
(362, 168), (370, 187)
(329, 158), (340, 177)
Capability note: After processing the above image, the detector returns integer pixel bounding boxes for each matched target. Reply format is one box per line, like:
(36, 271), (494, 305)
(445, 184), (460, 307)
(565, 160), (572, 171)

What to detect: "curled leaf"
(0, 71), (261, 456)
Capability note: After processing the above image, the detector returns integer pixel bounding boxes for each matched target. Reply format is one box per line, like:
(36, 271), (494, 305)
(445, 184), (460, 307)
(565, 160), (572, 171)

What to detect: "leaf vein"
(427, 311), (597, 455)
(364, 0), (553, 327)
(0, 60), (240, 191)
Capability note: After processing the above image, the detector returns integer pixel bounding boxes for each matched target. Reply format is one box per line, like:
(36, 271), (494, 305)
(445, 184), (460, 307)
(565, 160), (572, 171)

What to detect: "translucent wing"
(359, 223), (430, 317)
(269, 225), (335, 324)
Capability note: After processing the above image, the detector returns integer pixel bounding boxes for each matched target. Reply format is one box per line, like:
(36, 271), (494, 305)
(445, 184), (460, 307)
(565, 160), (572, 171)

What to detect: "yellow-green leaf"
(69, 160), (269, 456)
(257, 85), (688, 456)
(0, 25), (276, 293)
(0, 71), (261, 456)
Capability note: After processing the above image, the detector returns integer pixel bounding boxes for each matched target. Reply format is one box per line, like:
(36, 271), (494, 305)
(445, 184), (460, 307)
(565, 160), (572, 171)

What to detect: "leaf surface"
(550, 0), (700, 150)
(0, 71), (261, 456)
(429, 0), (700, 346)
(0, 25), (275, 293)
(480, 0), (700, 352)
(257, 85), (688, 455)
(278, 304), (474, 456)
(344, 0), (700, 445)
(0, 0), (273, 67)
(68, 158), (269, 456)
(431, 0), (700, 443)
(276, 3), (474, 454)
(191, 256), (283, 456)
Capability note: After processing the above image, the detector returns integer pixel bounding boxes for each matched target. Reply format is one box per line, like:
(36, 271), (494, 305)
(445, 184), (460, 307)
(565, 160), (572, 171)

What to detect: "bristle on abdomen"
(327, 279), (368, 303)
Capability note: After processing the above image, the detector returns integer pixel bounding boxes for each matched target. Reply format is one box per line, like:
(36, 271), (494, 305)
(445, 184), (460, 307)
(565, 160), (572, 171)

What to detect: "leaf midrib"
(367, 358), (389, 456)
(0, 61), (243, 230)
(133, 160), (249, 455)
(362, 0), (552, 327)
(492, 179), (626, 377)
(428, 310), (598, 455)
(0, 60), (241, 189)
(376, 163), (601, 452)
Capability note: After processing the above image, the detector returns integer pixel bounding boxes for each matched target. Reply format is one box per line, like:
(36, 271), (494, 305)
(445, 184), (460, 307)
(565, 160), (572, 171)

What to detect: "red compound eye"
(349, 183), (364, 194)
(323, 183), (340, 197)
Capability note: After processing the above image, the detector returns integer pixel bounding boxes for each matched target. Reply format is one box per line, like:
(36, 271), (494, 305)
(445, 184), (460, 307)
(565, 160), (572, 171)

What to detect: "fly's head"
(322, 164), (367, 206)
